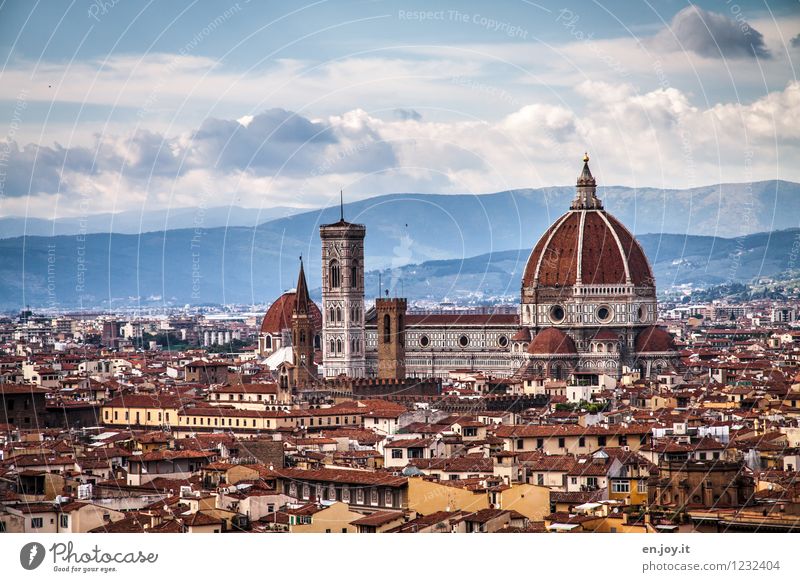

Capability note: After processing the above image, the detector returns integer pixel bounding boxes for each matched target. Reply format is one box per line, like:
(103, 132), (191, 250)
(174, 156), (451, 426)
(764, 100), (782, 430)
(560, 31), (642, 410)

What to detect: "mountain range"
(0, 205), (302, 238)
(0, 179), (797, 309)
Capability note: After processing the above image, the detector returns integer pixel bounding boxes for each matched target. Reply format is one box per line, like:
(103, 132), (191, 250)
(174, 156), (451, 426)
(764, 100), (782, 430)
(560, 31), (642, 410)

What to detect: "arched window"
(383, 314), (391, 343)
(351, 261), (359, 289)
(314, 334), (321, 350)
(330, 339), (335, 354)
(329, 259), (340, 288)
(336, 338), (342, 354)
(335, 306), (342, 322)
(264, 335), (272, 349)
(329, 306), (335, 322)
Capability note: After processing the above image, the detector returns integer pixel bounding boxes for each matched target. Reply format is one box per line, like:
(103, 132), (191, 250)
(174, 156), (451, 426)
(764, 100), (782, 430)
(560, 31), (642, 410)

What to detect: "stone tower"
(292, 258), (316, 388)
(376, 295), (407, 380)
(320, 196), (366, 378)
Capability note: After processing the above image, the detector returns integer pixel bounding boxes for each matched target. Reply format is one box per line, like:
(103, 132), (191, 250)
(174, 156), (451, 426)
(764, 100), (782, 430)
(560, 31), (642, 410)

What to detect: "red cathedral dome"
(527, 327), (577, 355)
(522, 156), (653, 289)
(635, 326), (676, 352)
(260, 291), (322, 334)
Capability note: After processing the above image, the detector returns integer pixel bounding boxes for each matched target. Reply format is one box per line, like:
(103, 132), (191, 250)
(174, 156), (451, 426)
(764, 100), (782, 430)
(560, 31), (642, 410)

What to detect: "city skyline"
(3, 1), (800, 562)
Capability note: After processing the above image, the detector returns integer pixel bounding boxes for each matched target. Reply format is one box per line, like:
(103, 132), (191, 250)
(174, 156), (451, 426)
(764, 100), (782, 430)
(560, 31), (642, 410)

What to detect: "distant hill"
(0, 221), (797, 309)
(1, 179), (797, 308)
(2, 180), (797, 248)
(361, 229), (800, 303)
(0, 205), (303, 238)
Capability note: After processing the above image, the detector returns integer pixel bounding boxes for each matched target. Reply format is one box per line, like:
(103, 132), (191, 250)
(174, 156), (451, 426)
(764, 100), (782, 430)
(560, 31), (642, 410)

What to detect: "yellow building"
(495, 424), (651, 455)
(407, 478), (549, 521)
(101, 394), (183, 428)
(289, 502), (363, 533)
(175, 406), (290, 436)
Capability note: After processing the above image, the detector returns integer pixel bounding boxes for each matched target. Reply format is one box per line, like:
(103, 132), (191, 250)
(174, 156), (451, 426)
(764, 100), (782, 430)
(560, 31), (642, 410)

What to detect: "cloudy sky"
(0, 0), (798, 219)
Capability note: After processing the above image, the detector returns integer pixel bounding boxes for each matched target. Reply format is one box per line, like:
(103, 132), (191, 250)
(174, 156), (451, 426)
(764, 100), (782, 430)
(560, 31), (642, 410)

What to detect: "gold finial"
(583, 152), (589, 163)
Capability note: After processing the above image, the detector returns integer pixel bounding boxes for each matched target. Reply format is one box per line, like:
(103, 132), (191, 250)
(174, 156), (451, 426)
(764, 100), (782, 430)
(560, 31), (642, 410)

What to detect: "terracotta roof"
(213, 383), (279, 394)
(495, 424), (651, 438)
(385, 510), (463, 533)
(511, 327), (532, 342)
(522, 208), (653, 288)
(385, 438), (433, 449)
(136, 450), (216, 462)
(0, 384), (50, 395)
(410, 457), (493, 473)
(350, 510), (404, 527)
(528, 328), (577, 355)
(260, 292), (322, 334)
(269, 467), (407, 487)
(462, 508), (519, 523)
(88, 514), (147, 533)
(184, 361), (229, 368)
(635, 326), (677, 353)
(185, 511), (223, 526)
(103, 394), (186, 409)
(550, 489), (608, 505)
(518, 453), (576, 471)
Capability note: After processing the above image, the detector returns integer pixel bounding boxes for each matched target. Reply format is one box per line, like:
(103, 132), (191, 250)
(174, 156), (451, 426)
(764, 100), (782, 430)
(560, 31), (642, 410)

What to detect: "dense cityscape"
(3, 158), (800, 534)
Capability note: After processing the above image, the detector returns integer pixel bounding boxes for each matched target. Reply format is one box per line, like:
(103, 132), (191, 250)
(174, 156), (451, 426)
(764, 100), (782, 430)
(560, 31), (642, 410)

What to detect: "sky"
(0, 0), (798, 219)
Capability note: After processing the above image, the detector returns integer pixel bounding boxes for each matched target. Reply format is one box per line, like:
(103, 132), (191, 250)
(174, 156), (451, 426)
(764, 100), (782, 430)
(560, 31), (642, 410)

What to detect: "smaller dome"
(512, 327), (532, 342)
(528, 328), (577, 355)
(260, 292), (322, 334)
(635, 326), (676, 352)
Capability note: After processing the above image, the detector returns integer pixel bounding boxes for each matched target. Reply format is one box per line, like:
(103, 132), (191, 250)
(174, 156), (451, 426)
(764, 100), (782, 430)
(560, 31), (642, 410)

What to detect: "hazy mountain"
(2, 180), (797, 247)
(362, 229), (800, 303)
(1, 179), (797, 308)
(178, 180), (798, 275)
(0, 222), (797, 309)
(0, 205), (303, 238)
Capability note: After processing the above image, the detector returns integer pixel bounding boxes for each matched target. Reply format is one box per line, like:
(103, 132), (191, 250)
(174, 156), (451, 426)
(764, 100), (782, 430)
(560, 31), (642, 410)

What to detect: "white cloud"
(2, 78), (797, 220)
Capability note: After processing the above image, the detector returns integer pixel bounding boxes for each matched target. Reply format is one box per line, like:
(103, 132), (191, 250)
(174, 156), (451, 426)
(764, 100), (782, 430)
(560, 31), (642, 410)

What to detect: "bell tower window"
(329, 260), (340, 288)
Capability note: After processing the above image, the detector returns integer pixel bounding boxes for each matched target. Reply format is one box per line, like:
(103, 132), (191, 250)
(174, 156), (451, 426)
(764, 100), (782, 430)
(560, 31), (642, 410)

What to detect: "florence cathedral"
(257, 155), (681, 384)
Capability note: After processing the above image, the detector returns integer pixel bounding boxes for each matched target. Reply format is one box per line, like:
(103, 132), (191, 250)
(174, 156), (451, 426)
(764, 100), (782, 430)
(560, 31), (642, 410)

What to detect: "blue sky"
(0, 0), (798, 218)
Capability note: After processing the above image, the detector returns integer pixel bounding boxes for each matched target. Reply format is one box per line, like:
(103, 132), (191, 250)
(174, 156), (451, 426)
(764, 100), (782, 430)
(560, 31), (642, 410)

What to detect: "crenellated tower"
(376, 294), (407, 380)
